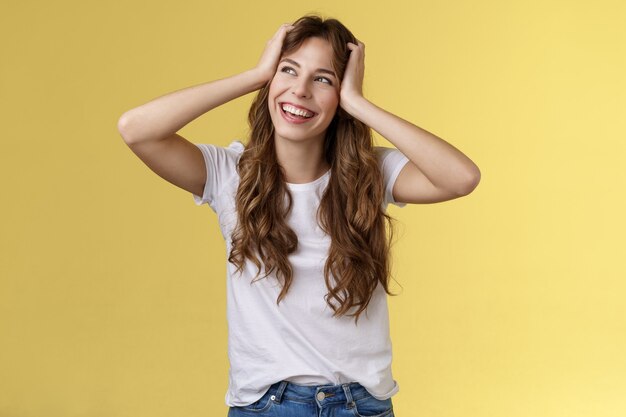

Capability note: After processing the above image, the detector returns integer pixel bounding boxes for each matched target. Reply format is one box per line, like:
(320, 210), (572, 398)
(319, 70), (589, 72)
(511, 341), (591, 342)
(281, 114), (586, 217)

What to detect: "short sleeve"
(192, 140), (244, 211)
(375, 146), (411, 208)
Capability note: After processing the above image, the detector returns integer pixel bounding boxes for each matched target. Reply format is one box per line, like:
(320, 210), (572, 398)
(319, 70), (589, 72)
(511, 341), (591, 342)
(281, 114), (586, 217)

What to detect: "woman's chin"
(274, 132), (311, 142)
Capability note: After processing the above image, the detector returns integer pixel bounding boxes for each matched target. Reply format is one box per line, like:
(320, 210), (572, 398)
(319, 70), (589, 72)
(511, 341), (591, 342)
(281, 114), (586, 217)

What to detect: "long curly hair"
(228, 14), (400, 325)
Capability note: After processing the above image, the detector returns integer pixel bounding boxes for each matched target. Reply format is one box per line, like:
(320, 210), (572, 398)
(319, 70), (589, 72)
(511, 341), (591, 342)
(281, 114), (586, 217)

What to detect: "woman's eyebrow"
(280, 58), (336, 78)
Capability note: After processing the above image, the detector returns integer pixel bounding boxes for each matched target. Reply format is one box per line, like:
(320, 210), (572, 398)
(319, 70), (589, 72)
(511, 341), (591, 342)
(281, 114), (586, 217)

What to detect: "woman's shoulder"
(195, 139), (245, 162)
(372, 145), (408, 164)
(226, 139), (245, 153)
(219, 139), (245, 157)
(372, 145), (397, 159)
(198, 138), (244, 149)
(191, 139), (244, 209)
(372, 145), (411, 208)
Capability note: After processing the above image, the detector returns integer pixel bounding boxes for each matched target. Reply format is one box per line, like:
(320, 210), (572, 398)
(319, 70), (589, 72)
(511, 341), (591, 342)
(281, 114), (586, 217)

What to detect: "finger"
(347, 43), (363, 58)
(273, 23), (293, 38)
(353, 41), (365, 58)
(347, 41), (364, 50)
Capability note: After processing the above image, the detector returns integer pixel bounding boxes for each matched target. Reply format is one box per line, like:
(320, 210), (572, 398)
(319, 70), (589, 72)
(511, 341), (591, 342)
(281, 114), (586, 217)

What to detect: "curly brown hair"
(228, 14), (401, 325)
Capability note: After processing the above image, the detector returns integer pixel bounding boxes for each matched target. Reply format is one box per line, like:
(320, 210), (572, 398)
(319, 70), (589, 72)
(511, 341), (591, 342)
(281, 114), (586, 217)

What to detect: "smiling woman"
(118, 11), (479, 417)
(267, 36), (341, 153)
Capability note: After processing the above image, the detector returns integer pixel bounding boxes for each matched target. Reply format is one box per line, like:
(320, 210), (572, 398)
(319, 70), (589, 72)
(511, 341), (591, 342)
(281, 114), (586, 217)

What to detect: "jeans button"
(316, 392), (326, 401)
(270, 395), (276, 401)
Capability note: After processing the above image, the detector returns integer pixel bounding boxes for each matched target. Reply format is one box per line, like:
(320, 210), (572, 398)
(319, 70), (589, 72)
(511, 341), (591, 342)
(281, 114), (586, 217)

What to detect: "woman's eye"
(280, 66), (333, 85)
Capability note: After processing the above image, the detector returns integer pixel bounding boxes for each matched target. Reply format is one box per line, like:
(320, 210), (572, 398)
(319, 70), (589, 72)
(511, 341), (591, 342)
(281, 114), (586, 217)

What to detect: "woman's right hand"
(254, 23), (295, 84)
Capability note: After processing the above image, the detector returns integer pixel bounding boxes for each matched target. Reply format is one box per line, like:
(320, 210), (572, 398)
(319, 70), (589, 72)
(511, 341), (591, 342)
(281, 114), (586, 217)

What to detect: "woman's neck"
(274, 136), (330, 184)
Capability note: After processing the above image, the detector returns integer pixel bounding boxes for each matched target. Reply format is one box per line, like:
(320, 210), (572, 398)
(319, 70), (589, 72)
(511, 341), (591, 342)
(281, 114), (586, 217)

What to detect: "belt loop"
(273, 381), (289, 403)
(341, 382), (355, 409)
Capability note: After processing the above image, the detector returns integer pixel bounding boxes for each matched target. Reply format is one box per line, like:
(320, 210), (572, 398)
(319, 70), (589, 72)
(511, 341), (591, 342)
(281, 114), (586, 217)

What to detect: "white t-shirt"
(192, 139), (410, 407)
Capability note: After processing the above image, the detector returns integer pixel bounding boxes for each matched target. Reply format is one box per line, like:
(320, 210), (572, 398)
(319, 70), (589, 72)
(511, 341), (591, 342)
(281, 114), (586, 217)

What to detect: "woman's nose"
(291, 78), (311, 98)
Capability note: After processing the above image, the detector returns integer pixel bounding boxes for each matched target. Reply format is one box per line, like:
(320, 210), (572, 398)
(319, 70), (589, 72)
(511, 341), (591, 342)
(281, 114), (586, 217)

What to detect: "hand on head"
(339, 40), (366, 111)
(255, 23), (295, 84)
(254, 20), (367, 118)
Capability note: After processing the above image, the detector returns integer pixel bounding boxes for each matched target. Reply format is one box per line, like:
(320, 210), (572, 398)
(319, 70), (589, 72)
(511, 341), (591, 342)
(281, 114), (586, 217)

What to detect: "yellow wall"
(1, 1), (624, 416)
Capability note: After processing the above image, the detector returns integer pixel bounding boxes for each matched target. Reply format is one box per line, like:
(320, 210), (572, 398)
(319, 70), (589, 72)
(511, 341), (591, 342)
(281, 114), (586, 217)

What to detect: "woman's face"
(267, 37), (340, 144)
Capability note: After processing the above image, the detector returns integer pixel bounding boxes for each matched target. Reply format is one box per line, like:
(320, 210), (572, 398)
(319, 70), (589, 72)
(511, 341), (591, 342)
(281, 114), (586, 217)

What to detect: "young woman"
(118, 14), (480, 417)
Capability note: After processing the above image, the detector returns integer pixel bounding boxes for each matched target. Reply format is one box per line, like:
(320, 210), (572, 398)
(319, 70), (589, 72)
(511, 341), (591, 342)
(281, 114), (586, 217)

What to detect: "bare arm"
(117, 69), (266, 144)
(116, 23), (295, 198)
(117, 70), (267, 198)
(340, 41), (480, 204)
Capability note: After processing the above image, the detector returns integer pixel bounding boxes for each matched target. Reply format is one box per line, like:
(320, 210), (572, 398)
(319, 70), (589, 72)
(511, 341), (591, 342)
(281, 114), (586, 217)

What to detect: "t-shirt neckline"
(285, 169), (331, 190)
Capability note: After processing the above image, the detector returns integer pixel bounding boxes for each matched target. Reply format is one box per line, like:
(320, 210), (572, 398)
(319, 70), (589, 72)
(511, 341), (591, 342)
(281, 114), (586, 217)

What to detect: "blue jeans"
(227, 380), (395, 417)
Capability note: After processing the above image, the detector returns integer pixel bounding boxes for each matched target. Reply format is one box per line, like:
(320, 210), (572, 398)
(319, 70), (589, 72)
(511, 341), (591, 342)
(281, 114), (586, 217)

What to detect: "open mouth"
(279, 103), (317, 122)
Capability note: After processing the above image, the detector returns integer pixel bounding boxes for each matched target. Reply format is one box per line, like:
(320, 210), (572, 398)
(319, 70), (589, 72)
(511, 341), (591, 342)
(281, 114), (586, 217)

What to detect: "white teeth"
(281, 104), (314, 118)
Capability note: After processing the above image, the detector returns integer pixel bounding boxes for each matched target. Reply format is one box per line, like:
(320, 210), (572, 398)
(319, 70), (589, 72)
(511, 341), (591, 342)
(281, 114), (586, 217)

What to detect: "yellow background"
(1, 0), (625, 416)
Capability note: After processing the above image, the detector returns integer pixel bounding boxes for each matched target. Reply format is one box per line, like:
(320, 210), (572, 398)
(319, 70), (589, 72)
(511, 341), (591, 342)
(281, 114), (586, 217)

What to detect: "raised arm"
(340, 41), (481, 204)
(117, 23), (294, 198)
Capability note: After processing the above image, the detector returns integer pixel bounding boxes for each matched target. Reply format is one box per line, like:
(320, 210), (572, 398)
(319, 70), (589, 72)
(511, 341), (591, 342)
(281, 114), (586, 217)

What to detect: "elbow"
(117, 112), (136, 144)
(458, 167), (481, 196)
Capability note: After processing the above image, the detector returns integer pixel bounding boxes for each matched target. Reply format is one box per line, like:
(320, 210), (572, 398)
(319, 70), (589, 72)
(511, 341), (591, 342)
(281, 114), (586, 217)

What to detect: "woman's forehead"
(282, 37), (334, 64)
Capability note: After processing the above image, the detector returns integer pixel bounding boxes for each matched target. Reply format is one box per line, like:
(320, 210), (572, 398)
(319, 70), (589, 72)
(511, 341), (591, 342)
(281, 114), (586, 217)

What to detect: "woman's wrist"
(248, 67), (273, 89)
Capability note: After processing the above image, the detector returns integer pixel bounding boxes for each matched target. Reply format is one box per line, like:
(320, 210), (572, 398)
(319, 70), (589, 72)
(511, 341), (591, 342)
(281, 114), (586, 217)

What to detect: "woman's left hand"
(339, 40), (366, 111)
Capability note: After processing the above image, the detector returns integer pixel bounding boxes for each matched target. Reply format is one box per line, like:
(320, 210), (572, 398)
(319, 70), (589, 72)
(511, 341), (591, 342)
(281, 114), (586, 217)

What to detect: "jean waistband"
(267, 379), (372, 406)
